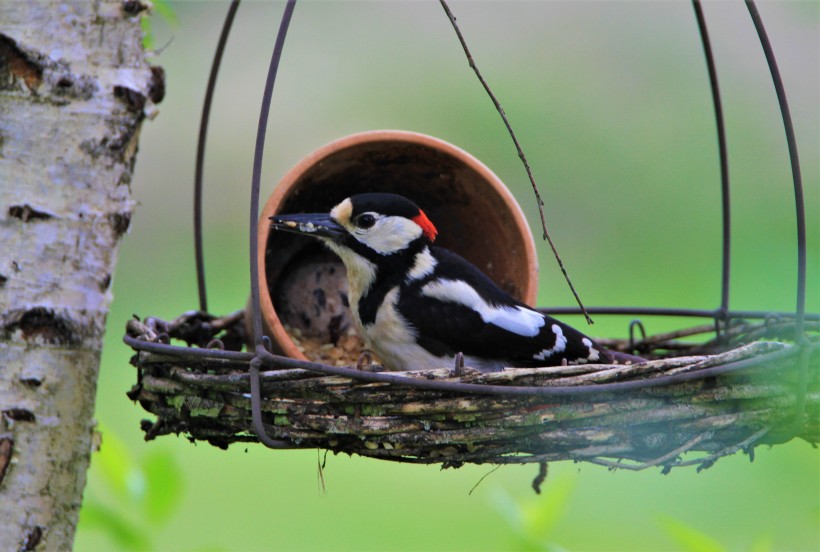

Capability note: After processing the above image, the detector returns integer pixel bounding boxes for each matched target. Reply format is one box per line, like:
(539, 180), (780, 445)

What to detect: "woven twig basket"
(125, 312), (818, 472)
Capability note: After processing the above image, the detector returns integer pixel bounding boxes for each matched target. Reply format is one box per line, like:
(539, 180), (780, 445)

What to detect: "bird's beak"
(269, 213), (347, 241)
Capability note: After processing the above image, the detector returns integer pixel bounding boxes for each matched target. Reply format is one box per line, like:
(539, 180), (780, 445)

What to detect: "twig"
(438, 0), (592, 325)
(584, 431), (713, 472)
(672, 427), (771, 470)
(468, 465), (501, 495)
(532, 462), (548, 494)
(317, 449), (327, 495)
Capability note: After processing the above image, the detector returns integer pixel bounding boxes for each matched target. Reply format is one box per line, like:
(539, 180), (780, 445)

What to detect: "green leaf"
(79, 499), (152, 551)
(141, 17), (153, 50)
(492, 473), (575, 551)
(152, 0), (178, 27)
(658, 516), (727, 552)
(526, 476), (574, 537)
(141, 0), (177, 50)
(94, 425), (143, 503)
(142, 448), (185, 525)
(493, 490), (526, 534)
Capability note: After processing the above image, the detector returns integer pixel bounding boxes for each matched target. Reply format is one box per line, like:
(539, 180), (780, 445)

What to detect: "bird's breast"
(363, 287), (415, 342)
(360, 286), (427, 371)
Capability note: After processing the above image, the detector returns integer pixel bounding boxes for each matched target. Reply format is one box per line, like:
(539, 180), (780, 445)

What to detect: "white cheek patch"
(421, 279), (545, 337)
(406, 246), (438, 281)
(582, 337), (600, 362)
(533, 324), (567, 361)
(358, 216), (423, 255)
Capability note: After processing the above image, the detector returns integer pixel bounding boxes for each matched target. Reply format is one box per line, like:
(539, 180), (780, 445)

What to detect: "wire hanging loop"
(192, 0), (241, 313)
(438, 0), (593, 325)
(744, 0), (809, 427)
(744, 0), (806, 342)
(691, 0), (733, 327)
(247, 0), (298, 448)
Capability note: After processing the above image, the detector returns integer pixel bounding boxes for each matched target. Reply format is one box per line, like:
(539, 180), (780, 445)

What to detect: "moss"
(184, 397), (222, 418)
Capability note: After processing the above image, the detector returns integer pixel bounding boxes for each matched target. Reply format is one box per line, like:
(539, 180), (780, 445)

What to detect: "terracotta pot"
(252, 130), (538, 361)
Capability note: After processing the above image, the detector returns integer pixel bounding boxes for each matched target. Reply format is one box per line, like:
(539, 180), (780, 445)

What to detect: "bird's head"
(270, 193), (438, 259)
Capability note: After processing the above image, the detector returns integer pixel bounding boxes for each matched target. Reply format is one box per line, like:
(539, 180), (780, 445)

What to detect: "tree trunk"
(0, 2), (158, 548)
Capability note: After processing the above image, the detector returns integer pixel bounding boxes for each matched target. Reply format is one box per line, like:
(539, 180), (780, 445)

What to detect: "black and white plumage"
(270, 193), (627, 372)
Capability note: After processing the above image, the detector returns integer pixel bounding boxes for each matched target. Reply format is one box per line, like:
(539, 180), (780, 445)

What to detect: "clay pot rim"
(256, 129), (539, 361)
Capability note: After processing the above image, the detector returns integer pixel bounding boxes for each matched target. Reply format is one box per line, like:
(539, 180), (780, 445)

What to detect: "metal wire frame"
(744, 0), (807, 341)
(193, 0), (241, 313)
(167, 1), (814, 449)
(692, 0), (731, 336)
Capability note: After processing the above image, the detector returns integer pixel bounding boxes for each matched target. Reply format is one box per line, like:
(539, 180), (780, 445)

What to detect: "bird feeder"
(124, 0), (817, 482)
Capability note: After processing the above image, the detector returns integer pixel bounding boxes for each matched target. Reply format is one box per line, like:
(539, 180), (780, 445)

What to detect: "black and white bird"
(270, 193), (630, 372)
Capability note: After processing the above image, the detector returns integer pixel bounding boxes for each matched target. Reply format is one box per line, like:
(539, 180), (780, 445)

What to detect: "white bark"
(0, 2), (158, 549)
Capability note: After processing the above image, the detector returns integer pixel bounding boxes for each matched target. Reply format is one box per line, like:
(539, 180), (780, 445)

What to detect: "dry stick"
(468, 465), (501, 495)
(438, 0), (593, 325)
(317, 449), (327, 495)
(672, 427), (770, 469)
(584, 431), (713, 471)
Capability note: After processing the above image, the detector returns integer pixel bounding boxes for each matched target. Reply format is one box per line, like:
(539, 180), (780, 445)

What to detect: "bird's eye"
(355, 213), (376, 229)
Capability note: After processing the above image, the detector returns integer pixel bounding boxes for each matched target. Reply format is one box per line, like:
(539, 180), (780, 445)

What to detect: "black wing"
(399, 247), (612, 367)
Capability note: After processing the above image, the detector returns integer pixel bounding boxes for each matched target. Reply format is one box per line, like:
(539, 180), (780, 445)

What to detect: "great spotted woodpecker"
(270, 193), (628, 372)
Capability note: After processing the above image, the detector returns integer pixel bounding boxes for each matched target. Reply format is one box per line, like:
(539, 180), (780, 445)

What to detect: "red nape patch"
(413, 210), (438, 242)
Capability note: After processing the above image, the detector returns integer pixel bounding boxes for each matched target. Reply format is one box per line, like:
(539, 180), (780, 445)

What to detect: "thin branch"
(317, 449), (327, 495)
(584, 431), (713, 471)
(468, 465), (501, 495)
(672, 427), (771, 470)
(438, 0), (592, 324)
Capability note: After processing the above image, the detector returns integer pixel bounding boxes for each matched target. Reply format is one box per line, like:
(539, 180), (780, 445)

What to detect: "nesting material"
(285, 324), (372, 366)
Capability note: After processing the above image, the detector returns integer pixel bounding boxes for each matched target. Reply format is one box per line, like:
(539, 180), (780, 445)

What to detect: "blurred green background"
(75, 1), (818, 550)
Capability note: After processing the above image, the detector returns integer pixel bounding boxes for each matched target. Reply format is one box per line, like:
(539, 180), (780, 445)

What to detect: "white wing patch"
(421, 279), (545, 337)
(582, 337), (600, 362)
(533, 324), (567, 361)
(406, 246), (438, 281)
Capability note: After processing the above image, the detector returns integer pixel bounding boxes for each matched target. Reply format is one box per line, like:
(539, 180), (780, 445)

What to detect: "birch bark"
(0, 1), (159, 548)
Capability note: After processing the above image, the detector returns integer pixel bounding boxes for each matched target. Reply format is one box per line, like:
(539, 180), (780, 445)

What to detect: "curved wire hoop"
(193, 0), (241, 313)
